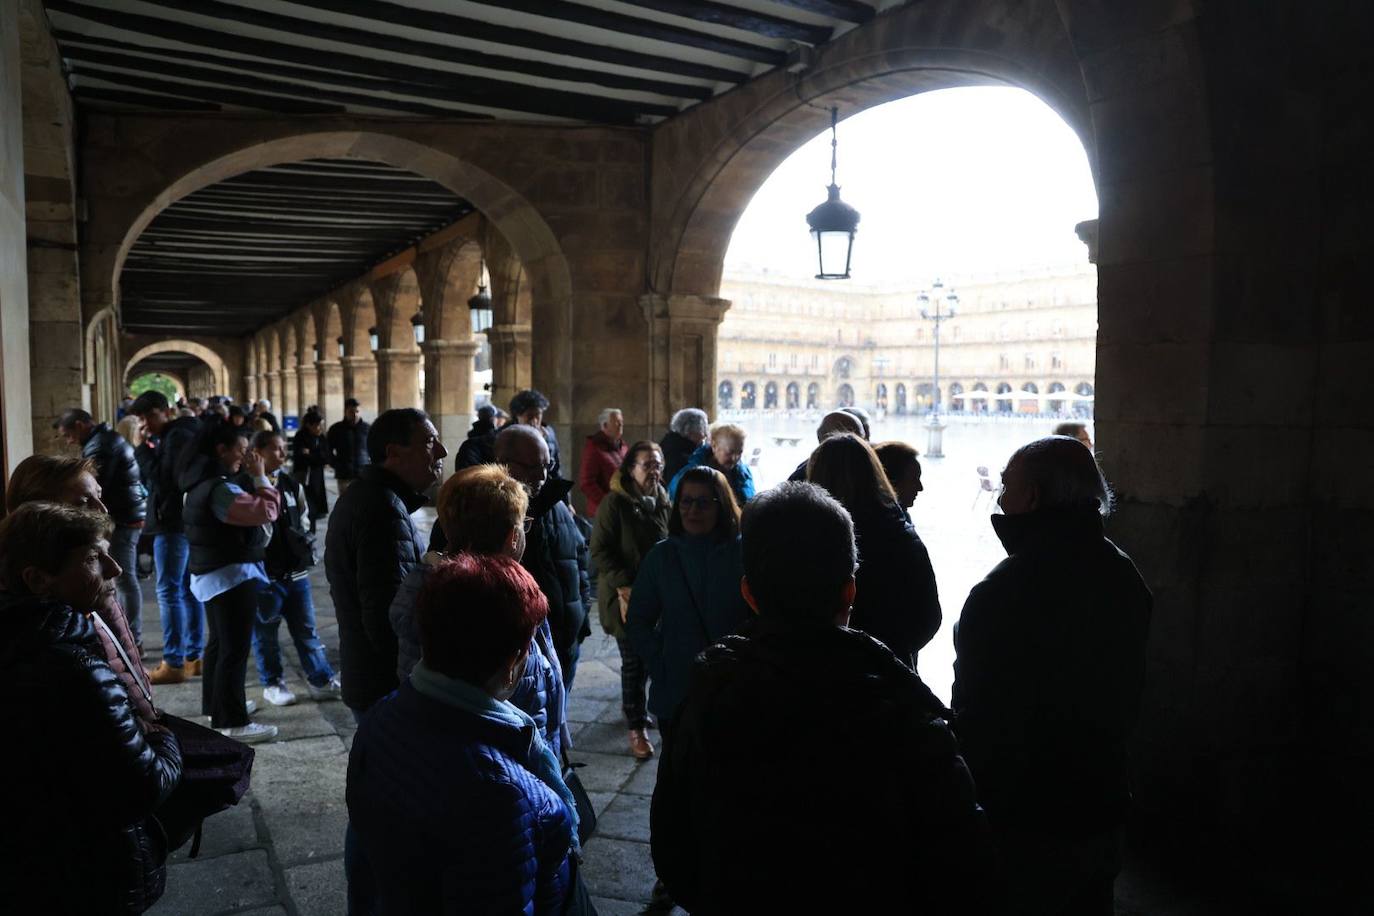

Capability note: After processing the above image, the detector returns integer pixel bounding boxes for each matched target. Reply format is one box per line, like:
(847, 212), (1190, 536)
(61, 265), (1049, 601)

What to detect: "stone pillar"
(375, 349), (422, 412)
(485, 323), (531, 411)
(639, 294), (732, 432)
(315, 360), (344, 425)
(266, 370), (282, 410)
(296, 364), (317, 416)
(243, 376), (257, 403)
(280, 367), (298, 419)
(341, 355), (378, 420)
(423, 339), (481, 476)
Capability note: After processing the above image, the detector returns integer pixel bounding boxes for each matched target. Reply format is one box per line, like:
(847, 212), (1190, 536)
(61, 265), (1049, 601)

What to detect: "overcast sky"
(723, 87), (1099, 285)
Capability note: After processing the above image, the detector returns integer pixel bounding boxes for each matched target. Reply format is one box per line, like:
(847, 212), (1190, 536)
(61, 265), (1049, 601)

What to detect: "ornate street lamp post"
(918, 278), (958, 458)
(805, 107), (860, 280)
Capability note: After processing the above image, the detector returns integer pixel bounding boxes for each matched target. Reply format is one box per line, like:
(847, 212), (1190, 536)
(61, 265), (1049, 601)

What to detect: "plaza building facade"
(718, 263), (1097, 416)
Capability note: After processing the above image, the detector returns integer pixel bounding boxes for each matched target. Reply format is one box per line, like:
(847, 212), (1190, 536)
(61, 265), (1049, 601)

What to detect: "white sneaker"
(263, 682), (297, 707)
(218, 722), (278, 744)
(307, 676), (343, 702)
(204, 699), (256, 722)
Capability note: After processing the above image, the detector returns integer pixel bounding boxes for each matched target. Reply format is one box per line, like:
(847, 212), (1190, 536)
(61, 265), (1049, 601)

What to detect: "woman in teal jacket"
(625, 466), (751, 736)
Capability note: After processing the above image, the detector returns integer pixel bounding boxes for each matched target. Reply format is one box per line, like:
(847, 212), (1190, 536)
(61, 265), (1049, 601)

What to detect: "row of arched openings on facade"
(718, 379), (1094, 414)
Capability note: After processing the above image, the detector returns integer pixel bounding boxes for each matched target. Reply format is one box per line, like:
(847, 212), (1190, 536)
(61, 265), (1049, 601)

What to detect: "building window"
(1024, 353), (1036, 371)
(1051, 353), (1063, 369)
(999, 354), (1010, 371)
(768, 353), (777, 368)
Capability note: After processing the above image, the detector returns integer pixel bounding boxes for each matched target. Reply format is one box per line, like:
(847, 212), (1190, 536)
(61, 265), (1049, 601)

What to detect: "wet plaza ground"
(135, 416), (1205, 914)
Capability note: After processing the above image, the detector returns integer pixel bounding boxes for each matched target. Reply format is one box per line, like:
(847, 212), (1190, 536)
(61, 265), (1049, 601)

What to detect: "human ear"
(740, 577), (760, 615)
(20, 566), (55, 597)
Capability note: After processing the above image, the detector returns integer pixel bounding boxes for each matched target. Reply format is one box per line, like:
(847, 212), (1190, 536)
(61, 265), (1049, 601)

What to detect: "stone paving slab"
(285, 857), (348, 916)
(248, 736), (350, 866)
(148, 849), (277, 915)
(170, 794), (259, 863)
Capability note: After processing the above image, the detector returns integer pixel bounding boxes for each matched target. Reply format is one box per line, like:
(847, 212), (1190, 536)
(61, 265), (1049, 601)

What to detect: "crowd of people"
(1, 385), (1150, 914)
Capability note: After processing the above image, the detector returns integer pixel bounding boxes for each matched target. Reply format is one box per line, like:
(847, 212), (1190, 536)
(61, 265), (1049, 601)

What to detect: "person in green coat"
(590, 440), (671, 761)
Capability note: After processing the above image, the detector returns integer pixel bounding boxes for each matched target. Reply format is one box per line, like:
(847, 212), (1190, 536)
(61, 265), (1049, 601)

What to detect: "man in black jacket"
(57, 407), (148, 645)
(509, 388), (564, 482)
(326, 398), (371, 495)
(129, 391), (205, 685)
(953, 436), (1151, 914)
(325, 408), (447, 720)
(651, 482), (992, 912)
(494, 425), (591, 687)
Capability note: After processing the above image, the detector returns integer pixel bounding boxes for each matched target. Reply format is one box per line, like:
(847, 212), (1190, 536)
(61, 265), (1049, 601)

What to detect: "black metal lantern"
(468, 257), (493, 335)
(411, 310), (425, 345)
(368, 326), (379, 352)
(805, 107), (860, 280)
(312, 342), (320, 362)
(336, 336), (345, 358)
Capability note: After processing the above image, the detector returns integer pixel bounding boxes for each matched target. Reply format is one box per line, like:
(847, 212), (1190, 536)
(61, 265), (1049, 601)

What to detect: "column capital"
(340, 355), (375, 369)
(421, 339), (482, 358)
(486, 322), (531, 345)
(375, 348), (423, 366)
(639, 293), (732, 325)
(315, 360), (344, 375)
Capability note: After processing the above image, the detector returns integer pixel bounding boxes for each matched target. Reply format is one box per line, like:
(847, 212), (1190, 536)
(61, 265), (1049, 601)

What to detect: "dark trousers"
(616, 636), (649, 729)
(202, 579), (258, 729)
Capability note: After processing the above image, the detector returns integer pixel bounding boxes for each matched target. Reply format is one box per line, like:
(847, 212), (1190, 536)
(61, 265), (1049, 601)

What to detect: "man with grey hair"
(253, 399), (281, 434)
(952, 435), (1151, 913)
(786, 409), (866, 482)
(578, 407), (626, 518)
(660, 407), (709, 483)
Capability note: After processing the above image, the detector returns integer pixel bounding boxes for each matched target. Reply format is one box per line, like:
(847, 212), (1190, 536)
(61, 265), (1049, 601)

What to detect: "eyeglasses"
(522, 517), (535, 532)
(679, 496), (720, 510)
(505, 458), (553, 474)
(636, 461), (664, 471)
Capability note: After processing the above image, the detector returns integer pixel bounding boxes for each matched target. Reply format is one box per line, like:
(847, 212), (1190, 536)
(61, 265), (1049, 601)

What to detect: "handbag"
(561, 751), (597, 847)
(156, 714), (256, 856)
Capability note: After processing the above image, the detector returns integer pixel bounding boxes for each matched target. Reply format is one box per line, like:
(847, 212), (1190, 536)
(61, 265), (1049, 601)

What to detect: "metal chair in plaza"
(972, 465), (998, 511)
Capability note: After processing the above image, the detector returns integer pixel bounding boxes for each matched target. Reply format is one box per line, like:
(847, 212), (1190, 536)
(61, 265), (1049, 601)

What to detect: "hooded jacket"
(0, 592), (182, 914)
(846, 498), (942, 669)
(952, 506), (1152, 836)
(521, 477), (592, 674)
(82, 423), (147, 526)
(651, 615), (993, 913)
(589, 473), (670, 638)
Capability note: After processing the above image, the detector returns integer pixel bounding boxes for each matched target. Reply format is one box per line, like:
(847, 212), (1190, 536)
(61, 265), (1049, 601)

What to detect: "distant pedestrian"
(659, 407), (708, 484)
(953, 436), (1150, 915)
(669, 422), (754, 507)
(1052, 421), (1093, 450)
(579, 407), (627, 518)
(326, 398), (370, 495)
(292, 410), (331, 530)
(650, 482), (991, 912)
(808, 433), (940, 668)
(455, 403), (500, 469)
(346, 554), (576, 915)
(590, 441), (672, 759)
(625, 465), (749, 748)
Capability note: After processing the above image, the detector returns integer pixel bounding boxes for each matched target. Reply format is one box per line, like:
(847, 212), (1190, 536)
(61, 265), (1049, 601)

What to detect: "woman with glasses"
(668, 423), (755, 508)
(590, 441), (672, 760)
(625, 466), (751, 750)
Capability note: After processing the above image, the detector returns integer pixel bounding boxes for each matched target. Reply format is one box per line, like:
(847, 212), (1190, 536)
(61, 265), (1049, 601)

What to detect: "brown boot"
(184, 657), (203, 677)
(147, 661), (187, 685)
(628, 728), (655, 760)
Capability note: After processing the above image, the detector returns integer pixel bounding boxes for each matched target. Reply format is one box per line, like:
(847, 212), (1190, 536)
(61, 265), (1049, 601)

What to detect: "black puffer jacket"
(140, 415), (201, 536)
(522, 477), (592, 675)
(0, 592), (183, 914)
(658, 430), (698, 485)
(952, 506), (1151, 836)
(324, 465), (426, 711)
(847, 499), (942, 669)
(326, 419), (370, 479)
(82, 423), (147, 526)
(651, 616), (993, 913)
(455, 426), (496, 470)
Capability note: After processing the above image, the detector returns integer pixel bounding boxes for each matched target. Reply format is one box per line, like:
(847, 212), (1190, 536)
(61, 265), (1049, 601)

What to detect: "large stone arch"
(123, 339), (231, 394)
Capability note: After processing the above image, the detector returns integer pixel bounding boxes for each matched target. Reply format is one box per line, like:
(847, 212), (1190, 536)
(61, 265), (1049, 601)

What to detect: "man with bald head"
(787, 409), (867, 482)
(952, 436), (1151, 913)
(495, 424), (592, 686)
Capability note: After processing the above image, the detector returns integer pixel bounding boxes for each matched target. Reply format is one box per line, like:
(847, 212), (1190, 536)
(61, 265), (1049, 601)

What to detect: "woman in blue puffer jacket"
(625, 466), (752, 737)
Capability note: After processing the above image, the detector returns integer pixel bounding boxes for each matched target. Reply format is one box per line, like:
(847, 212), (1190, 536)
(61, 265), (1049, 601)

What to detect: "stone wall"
(0, 2), (33, 477)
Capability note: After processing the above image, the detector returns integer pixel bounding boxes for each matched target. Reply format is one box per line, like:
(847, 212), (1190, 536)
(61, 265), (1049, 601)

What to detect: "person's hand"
(243, 449), (265, 478)
(617, 587), (632, 623)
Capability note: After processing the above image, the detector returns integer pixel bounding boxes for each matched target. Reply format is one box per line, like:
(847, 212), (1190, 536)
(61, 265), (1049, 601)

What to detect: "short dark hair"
(873, 441), (920, 488)
(302, 410), (322, 427)
(509, 389), (549, 417)
(0, 502), (113, 592)
(740, 482), (856, 623)
(668, 466), (740, 540)
(417, 553), (548, 686)
(54, 408), (93, 430)
(228, 405), (246, 420)
(201, 420), (250, 458)
(129, 391), (170, 415)
(344, 398), (361, 409)
(367, 408), (429, 465)
(252, 429), (284, 450)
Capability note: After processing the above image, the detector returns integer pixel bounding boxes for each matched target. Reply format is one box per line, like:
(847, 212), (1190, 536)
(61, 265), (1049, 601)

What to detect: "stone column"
(485, 323), (531, 411)
(280, 367), (298, 419)
(639, 294), (732, 432)
(243, 376), (257, 404)
(423, 339), (481, 476)
(296, 364), (317, 416)
(341, 355), (378, 420)
(315, 360), (344, 425)
(375, 349), (421, 412)
(266, 370), (282, 410)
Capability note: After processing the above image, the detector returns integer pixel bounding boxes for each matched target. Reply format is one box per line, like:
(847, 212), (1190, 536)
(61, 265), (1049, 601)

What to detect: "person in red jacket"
(578, 408), (627, 518)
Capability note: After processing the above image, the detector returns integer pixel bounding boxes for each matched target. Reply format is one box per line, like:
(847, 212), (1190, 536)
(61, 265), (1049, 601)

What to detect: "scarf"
(410, 660), (580, 850)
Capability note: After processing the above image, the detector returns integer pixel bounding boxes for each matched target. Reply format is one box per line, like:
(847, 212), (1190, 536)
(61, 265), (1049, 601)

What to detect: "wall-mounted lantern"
(468, 257), (493, 335)
(368, 326), (379, 352)
(411, 310), (425, 345)
(336, 336), (345, 359)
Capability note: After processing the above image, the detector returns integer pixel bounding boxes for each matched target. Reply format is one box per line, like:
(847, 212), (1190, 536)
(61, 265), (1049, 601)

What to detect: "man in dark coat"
(454, 404), (499, 470)
(325, 408), (447, 720)
(651, 482), (992, 912)
(130, 391), (205, 684)
(326, 398), (371, 494)
(658, 407), (708, 484)
(57, 407), (148, 644)
(786, 409), (866, 482)
(953, 436), (1151, 914)
(510, 388), (564, 482)
(495, 425), (591, 687)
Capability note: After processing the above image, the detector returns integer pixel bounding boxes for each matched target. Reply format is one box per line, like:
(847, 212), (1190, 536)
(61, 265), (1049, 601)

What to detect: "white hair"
(256, 399), (271, 411)
(670, 407), (709, 438)
(597, 407), (622, 427)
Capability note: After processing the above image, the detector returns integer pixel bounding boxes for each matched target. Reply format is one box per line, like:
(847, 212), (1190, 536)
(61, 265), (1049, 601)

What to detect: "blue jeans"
(109, 525), (143, 645)
(153, 533), (204, 667)
(252, 577), (334, 687)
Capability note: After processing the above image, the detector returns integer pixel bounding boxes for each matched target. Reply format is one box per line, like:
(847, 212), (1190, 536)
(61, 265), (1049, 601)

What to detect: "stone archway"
(123, 339), (231, 394)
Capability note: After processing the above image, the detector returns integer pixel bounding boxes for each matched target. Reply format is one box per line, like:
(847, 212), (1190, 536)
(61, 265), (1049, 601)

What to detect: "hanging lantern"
(368, 326), (379, 352)
(468, 257), (493, 335)
(312, 342), (321, 362)
(336, 336), (345, 358)
(411, 310), (425, 345)
(805, 106), (860, 280)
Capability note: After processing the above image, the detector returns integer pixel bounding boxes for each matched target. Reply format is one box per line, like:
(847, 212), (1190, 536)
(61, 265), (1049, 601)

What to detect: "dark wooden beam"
(68, 65), (345, 114)
(615, 0), (832, 44)
(53, 26), (712, 103)
(71, 85), (220, 111)
(765, 0), (875, 24)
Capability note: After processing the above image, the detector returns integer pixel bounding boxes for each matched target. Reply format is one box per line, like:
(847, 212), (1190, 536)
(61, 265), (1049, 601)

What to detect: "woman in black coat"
(292, 411), (332, 530)
(0, 502), (183, 914)
(807, 433), (941, 669)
